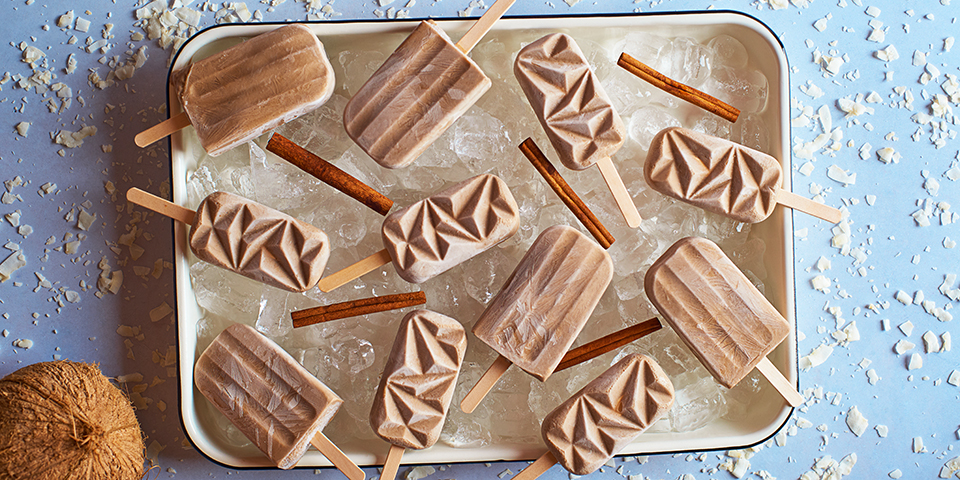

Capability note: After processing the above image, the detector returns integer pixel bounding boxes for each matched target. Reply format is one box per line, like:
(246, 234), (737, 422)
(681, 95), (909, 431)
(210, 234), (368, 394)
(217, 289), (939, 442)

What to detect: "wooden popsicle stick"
(310, 432), (366, 480)
(126, 187), (196, 225)
(460, 354), (511, 413)
(519, 138), (614, 249)
(455, 0), (516, 54)
(266, 133), (394, 216)
(511, 451), (558, 480)
(135, 112), (191, 148)
(379, 444), (406, 480)
(596, 157), (642, 228)
(317, 249), (393, 293)
(555, 318), (661, 372)
(755, 356), (805, 407)
(776, 189), (843, 224)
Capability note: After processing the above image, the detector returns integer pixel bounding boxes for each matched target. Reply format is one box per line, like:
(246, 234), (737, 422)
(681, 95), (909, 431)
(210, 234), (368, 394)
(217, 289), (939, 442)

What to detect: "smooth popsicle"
(645, 127), (842, 223)
(127, 188), (329, 292)
(461, 224), (613, 413)
(515, 33), (641, 228)
(194, 324), (362, 478)
(644, 236), (803, 406)
(136, 24), (335, 156)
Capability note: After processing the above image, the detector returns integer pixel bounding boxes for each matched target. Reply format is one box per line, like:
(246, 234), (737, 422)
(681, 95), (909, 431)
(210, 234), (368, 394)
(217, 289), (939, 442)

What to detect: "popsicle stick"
(618, 52), (739, 123)
(511, 451), (558, 480)
(135, 112), (191, 148)
(755, 357), (805, 407)
(317, 249), (393, 293)
(310, 432), (366, 480)
(126, 187), (196, 225)
(596, 157), (642, 228)
(460, 354), (511, 413)
(456, 0), (516, 54)
(379, 444), (405, 480)
(555, 318), (661, 372)
(776, 189), (843, 224)
(266, 133), (394, 216)
(292, 291), (427, 328)
(519, 138), (614, 249)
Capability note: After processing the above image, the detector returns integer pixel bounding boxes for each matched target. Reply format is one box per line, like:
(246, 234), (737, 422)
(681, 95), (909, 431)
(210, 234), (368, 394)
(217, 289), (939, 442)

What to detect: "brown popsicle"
(645, 127), (842, 223)
(127, 188), (329, 293)
(514, 33), (642, 228)
(461, 225), (613, 413)
(136, 24), (335, 156)
(644, 236), (804, 406)
(512, 353), (675, 479)
(194, 324), (363, 477)
(370, 310), (467, 480)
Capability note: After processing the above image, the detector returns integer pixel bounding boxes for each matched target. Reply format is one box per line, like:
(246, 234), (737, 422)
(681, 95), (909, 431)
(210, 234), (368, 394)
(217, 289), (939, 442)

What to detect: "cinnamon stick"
(617, 52), (740, 123)
(266, 133), (394, 215)
(519, 138), (615, 249)
(291, 291), (426, 328)
(555, 318), (661, 372)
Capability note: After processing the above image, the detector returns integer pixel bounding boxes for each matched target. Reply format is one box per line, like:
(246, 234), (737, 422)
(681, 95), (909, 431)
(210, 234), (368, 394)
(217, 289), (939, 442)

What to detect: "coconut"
(0, 360), (145, 480)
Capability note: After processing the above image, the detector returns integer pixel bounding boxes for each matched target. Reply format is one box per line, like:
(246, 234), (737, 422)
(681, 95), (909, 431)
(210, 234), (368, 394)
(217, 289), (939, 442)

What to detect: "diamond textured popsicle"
(644, 236), (790, 388)
(382, 174), (519, 284)
(189, 192), (330, 292)
(472, 224), (614, 381)
(644, 127), (781, 223)
(194, 324), (343, 469)
(172, 24), (334, 157)
(542, 353), (674, 475)
(370, 309), (467, 450)
(343, 20), (492, 169)
(514, 33), (626, 171)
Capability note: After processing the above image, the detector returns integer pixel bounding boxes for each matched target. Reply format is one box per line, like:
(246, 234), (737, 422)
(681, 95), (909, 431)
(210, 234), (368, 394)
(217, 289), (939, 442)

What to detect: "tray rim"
(168, 9), (797, 470)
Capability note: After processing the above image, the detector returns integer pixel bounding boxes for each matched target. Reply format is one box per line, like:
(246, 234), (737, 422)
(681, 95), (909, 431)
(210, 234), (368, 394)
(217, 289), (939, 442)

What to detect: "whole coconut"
(0, 360), (145, 480)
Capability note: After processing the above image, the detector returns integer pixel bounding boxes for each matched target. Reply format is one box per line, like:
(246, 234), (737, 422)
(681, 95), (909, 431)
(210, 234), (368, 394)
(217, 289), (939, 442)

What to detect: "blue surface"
(2, 0), (959, 479)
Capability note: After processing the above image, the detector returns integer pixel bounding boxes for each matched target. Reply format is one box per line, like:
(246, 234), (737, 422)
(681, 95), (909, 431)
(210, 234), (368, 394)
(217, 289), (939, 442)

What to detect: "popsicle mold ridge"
(381, 174), (520, 284)
(644, 127), (782, 223)
(370, 310), (467, 450)
(194, 324), (343, 469)
(472, 225), (614, 381)
(541, 353), (674, 475)
(189, 192), (330, 292)
(514, 33), (626, 171)
(344, 20), (492, 169)
(174, 24), (335, 157)
(644, 236), (790, 388)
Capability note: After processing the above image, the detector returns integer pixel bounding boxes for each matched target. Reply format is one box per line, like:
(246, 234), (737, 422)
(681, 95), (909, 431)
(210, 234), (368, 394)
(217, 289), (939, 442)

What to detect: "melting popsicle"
(194, 323), (363, 477)
(460, 224), (613, 413)
(370, 310), (467, 480)
(317, 174), (519, 291)
(512, 353), (675, 479)
(127, 188), (329, 292)
(136, 24), (335, 156)
(514, 33), (642, 228)
(644, 236), (804, 406)
(343, 0), (515, 169)
(645, 127), (843, 223)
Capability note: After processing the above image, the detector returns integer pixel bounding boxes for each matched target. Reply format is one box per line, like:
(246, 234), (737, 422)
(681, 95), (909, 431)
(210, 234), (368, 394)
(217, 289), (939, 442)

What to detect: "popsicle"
(514, 33), (642, 228)
(194, 323), (363, 477)
(126, 188), (329, 293)
(317, 174), (519, 291)
(512, 354), (675, 479)
(343, 0), (515, 169)
(461, 224), (613, 413)
(370, 310), (467, 480)
(135, 24), (335, 156)
(645, 127), (843, 223)
(644, 236), (804, 406)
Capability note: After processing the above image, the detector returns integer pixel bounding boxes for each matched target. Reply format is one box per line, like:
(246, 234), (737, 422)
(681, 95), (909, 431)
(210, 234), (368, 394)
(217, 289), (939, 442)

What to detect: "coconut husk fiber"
(0, 360), (145, 480)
